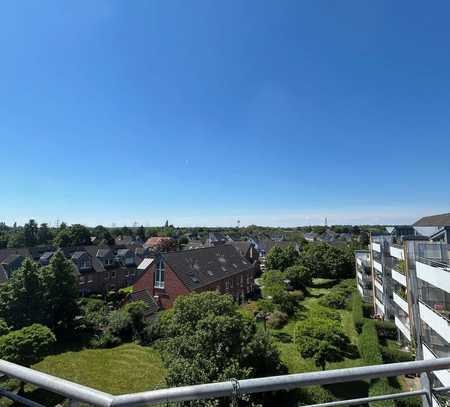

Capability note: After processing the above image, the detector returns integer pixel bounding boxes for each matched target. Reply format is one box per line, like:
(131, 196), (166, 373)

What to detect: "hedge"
(358, 320), (383, 365)
(369, 378), (396, 407)
(374, 320), (397, 340)
(352, 294), (364, 333)
(381, 346), (414, 364)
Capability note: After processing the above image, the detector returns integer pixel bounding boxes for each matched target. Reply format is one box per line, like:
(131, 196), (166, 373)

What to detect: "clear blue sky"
(1, 1), (450, 227)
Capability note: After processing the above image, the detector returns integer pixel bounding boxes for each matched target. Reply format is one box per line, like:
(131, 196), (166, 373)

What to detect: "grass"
(33, 343), (166, 395)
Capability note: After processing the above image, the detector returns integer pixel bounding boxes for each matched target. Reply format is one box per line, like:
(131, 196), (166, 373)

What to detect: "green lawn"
(33, 343), (166, 395)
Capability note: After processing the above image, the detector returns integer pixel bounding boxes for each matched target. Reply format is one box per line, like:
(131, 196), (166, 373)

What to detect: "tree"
(23, 219), (38, 246)
(0, 259), (47, 329)
(68, 224), (91, 246)
(299, 243), (354, 279)
(160, 292), (285, 405)
(0, 324), (56, 367)
(37, 223), (53, 245)
(53, 228), (72, 247)
(93, 225), (114, 245)
(137, 225), (146, 241)
(265, 245), (299, 271)
(295, 318), (350, 370)
(284, 264), (312, 289)
(41, 250), (79, 331)
(7, 230), (26, 248)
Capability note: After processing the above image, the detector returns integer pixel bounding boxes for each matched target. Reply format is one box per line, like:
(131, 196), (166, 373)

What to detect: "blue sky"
(1, 1), (450, 227)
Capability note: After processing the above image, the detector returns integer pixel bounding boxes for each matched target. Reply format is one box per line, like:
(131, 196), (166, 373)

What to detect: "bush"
(352, 294), (364, 333)
(369, 378), (396, 407)
(358, 320), (383, 365)
(79, 298), (110, 332)
(298, 386), (337, 405)
(284, 265), (312, 289)
(105, 310), (133, 342)
(0, 324), (56, 366)
(0, 319), (10, 335)
(374, 320), (397, 340)
(308, 306), (341, 322)
(140, 318), (162, 345)
(267, 311), (288, 329)
(295, 318), (351, 369)
(381, 346), (414, 363)
(318, 290), (348, 309)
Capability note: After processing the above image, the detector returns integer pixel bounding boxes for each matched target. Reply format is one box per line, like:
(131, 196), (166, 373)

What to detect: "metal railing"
(417, 256), (450, 272)
(1, 358), (450, 406)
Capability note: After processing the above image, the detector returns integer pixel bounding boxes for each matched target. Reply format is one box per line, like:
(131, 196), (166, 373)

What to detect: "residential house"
(228, 241), (259, 264)
(133, 245), (256, 309)
(207, 232), (228, 246)
(144, 236), (175, 252)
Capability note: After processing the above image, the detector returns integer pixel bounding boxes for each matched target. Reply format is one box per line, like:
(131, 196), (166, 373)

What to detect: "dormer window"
(80, 259), (91, 269)
(154, 258), (165, 289)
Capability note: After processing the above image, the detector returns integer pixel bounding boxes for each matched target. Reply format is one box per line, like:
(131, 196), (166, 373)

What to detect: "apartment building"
(355, 250), (372, 302)
(359, 212), (450, 407)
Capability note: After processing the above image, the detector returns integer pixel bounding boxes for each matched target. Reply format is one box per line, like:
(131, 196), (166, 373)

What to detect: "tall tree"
(37, 223), (53, 245)
(160, 292), (286, 405)
(137, 225), (146, 241)
(23, 219), (38, 246)
(41, 250), (79, 331)
(0, 259), (47, 329)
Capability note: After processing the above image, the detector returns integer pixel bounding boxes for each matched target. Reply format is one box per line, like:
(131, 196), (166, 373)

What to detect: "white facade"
(373, 260), (383, 273)
(394, 316), (411, 341)
(390, 245), (404, 260)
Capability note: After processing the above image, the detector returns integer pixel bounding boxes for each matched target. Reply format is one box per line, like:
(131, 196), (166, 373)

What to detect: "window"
(79, 276), (85, 284)
(154, 258), (165, 289)
(104, 272), (109, 280)
(80, 259), (91, 269)
(87, 274), (93, 283)
(111, 271), (116, 279)
(225, 280), (230, 290)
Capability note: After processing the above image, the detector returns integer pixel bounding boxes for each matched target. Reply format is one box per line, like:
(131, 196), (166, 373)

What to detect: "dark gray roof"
(71, 251), (87, 260)
(129, 289), (159, 315)
(96, 248), (112, 258)
(40, 251), (54, 261)
(258, 239), (295, 253)
(229, 241), (252, 256)
(117, 248), (132, 256)
(413, 213), (450, 227)
(161, 245), (253, 291)
(208, 232), (227, 242)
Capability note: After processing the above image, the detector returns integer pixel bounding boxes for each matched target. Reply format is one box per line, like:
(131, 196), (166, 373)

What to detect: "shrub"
(267, 311), (289, 329)
(284, 265), (312, 289)
(140, 318), (162, 345)
(318, 290), (348, 309)
(0, 319), (10, 336)
(369, 378), (396, 407)
(79, 298), (110, 332)
(0, 324), (56, 366)
(358, 320), (383, 365)
(374, 320), (397, 340)
(308, 306), (341, 322)
(105, 310), (133, 342)
(94, 330), (122, 348)
(352, 294), (364, 333)
(381, 346), (414, 363)
(298, 386), (337, 405)
(295, 318), (350, 369)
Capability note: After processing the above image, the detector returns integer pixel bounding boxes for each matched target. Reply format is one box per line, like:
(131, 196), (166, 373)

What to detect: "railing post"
(421, 372), (433, 407)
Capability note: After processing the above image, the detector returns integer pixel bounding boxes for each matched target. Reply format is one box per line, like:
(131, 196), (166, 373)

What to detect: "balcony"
(393, 292), (409, 314)
(390, 244), (404, 260)
(419, 301), (450, 343)
(392, 268), (407, 287)
(375, 297), (385, 315)
(422, 344), (450, 387)
(1, 357), (450, 407)
(371, 242), (381, 252)
(394, 316), (411, 341)
(373, 260), (383, 273)
(375, 278), (383, 293)
(416, 257), (450, 296)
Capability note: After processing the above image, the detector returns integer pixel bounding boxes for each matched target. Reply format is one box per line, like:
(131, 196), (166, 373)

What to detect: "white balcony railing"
(393, 292), (409, 314)
(372, 242), (381, 252)
(394, 316), (411, 341)
(392, 268), (407, 287)
(1, 358), (450, 407)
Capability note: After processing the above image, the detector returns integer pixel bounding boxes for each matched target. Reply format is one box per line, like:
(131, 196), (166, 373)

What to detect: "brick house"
(0, 244), (144, 294)
(133, 245), (255, 309)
